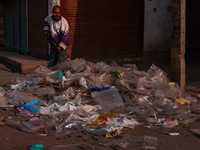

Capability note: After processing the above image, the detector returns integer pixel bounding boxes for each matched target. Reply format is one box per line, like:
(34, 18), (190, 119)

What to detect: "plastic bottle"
(21, 99), (41, 114)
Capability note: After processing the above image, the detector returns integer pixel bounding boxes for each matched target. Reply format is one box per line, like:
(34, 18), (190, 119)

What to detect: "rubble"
(0, 58), (200, 148)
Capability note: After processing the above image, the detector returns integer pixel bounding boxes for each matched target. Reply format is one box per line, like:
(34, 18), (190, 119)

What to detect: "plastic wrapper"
(18, 109), (38, 117)
(39, 102), (79, 116)
(95, 72), (114, 87)
(142, 135), (158, 149)
(6, 119), (33, 133)
(100, 134), (158, 149)
(37, 87), (55, 96)
(57, 71), (64, 80)
(46, 143), (96, 150)
(70, 58), (87, 73)
(54, 87), (75, 101)
(76, 105), (101, 117)
(168, 83), (183, 99)
(137, 77), (153, 91)
(21, 85), (40, 93)
(33, 77), (43, 85)
(146, 117), (165, 126)
(106, 127), (123, 138)
(43, 70), (60, 84)
(147, 64), (169, 85)
(115, 76), (139, 92)
(10, 79), (26, 90)
(50, 61), (71, 71)
(23, 117), (45, 132)
(91, 86), (125, 113)
(83, 125), (107, 135)
(34, 65), (52, 75)
(51, 58), (87, 73)
(95, 62), (113, 73)
(64, 113), (99, 125)
(135, 96), (153, 108)
(63, 76), (80, 88)
(162, 119), (179, 128)
(0, 96), (8, 107)
(0, 86), (6, 97)
(79, 77), (95, 89)
(29, 144), (44, 150)
(39, 103), (66, 116)
(11, 91), (32, 105)
(55, 121), (83, 136)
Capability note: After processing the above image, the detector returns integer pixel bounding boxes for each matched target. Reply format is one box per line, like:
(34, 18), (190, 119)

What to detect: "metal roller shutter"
(28, 0), (48, 59)
(186, 0), (200, 55)
(61, 0), (144, 59)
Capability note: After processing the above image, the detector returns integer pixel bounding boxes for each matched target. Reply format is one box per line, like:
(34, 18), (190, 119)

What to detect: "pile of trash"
(0, 58), (200, 149)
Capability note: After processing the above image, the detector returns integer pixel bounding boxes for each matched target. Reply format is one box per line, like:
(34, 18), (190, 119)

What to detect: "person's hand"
(44, 31), (49, 38)
(56, 46), (62, 52)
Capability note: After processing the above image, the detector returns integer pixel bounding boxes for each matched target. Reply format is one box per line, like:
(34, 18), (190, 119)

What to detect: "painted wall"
(144, 0), (172, 52)
(0, 0), (4, 46)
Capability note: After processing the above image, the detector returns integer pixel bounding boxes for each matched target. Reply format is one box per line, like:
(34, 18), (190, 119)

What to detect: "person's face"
(53, 7), (61, 20)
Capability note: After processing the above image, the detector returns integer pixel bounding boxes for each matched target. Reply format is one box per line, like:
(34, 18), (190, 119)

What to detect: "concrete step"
(0, 52), (48, 73)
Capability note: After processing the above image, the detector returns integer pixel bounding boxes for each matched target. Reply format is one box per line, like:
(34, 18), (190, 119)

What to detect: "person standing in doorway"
(44, 5), (71, 67)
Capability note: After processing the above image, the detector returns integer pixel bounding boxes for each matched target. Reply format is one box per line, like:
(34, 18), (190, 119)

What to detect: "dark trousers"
(49, 45), (67, 67)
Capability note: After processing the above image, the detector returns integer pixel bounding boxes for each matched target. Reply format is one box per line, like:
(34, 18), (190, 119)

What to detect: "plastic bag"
(46, 143), (96, 150)
(21, 99), (41, 114)
(56, 87), (75, 101)
(147, 64), (169, 85)
(0, 96), (8, 107)
(34, 65), (52, 75)
(100, 134), (158, 149)
(0, 86), (6, 97)
(12, 91), (32, 104)
(56, 121), (83, 136)
(23, 117), (45, 132)
(91, 86), (125, 113)
(37, 87), (55, 96)
(6, 119), (33, 133)
(83, 125), (107, 135)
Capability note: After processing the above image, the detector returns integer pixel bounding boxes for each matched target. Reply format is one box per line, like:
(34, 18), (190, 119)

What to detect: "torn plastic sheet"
(37, 87), (56, 97)
(0, 86), (6, 97)
(100, 134), (158, 149)
(46, 143), (96, 150)
(91, 86), (125, 113)
(56, 121), (83, 136)
(53, 87), (75, 101)
(40, 102), (76, 116)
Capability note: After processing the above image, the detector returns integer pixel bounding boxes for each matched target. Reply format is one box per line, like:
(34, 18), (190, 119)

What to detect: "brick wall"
(0, 0), (4, 46)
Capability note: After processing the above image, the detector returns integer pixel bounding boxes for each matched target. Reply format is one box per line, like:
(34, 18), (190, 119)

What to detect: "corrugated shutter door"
(4, 0), (15, 51)
(28, 0), (48, 59)
(61, 0), (144, 59)
(186, 0), (200, 54)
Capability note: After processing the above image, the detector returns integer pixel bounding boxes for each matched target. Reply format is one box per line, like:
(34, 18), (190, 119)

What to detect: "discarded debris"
(0, 58), (199, 149)
(189, 129), (200, 137)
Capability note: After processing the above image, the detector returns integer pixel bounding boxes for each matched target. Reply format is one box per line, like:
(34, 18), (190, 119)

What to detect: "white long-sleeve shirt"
(44, 14), (71, 49)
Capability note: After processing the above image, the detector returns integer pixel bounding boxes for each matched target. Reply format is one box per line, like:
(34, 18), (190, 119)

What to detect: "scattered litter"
(168, 132), (180, 136)
(0, 59), (199, 149)
(29, 144), (44, 150)
(100, 134), (158, 149)
(189, 129), (200, 137)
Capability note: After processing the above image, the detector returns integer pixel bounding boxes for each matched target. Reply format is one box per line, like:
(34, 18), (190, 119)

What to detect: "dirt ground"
(0, 60), (200, 150)
(0, 106), (200, 150)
